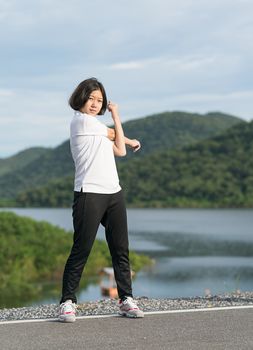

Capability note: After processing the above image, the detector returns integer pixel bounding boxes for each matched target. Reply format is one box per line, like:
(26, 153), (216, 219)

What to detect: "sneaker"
(118, 297), (144, 318)
(59, 300), (76, 323)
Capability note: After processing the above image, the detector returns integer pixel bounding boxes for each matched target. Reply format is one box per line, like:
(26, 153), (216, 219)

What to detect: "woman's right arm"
(107, 102), (126, 157)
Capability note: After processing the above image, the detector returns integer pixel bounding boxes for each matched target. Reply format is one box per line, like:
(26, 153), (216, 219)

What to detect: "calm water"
(1, 208), (253, 305)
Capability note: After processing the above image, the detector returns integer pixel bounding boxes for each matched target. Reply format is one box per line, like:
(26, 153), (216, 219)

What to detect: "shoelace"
(123, 297), (138, 309)
(60, 301), (76, 313)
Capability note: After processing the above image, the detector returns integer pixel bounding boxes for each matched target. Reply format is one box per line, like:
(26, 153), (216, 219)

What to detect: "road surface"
(0, 307), (253, 349)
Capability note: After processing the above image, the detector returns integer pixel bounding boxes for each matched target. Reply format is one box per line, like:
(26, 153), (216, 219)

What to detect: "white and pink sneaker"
(59, 300), (76, 323)
(118, 297), (144, 318)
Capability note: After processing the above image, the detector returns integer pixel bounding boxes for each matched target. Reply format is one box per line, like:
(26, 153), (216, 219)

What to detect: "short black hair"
(68, 77), (107, 115)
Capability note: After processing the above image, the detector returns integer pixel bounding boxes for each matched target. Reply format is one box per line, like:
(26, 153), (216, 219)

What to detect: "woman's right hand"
(107, 101), (119, 119)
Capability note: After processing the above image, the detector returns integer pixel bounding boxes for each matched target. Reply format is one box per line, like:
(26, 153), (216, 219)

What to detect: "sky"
(0, 0), (253, 157)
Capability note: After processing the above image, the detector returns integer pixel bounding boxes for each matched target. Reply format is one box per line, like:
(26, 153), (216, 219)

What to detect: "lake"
(1, 208), (253, 305)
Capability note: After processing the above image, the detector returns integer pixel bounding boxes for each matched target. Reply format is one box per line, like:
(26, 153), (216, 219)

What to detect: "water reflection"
(130, 231), (253, 257)
(129, 231), (253, 299)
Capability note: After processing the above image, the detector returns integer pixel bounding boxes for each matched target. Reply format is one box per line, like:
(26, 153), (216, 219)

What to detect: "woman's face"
(80, 89), (103, 116)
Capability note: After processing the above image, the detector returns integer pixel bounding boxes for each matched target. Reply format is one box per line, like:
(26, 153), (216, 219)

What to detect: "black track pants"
(60, 189), (133, 304)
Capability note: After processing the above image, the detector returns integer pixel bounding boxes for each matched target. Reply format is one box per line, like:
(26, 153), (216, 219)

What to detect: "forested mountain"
(0, 141), (73, 201)
(15, 119), (253, 208)
(0, 111), (243, 204)
(0, 147), (49, 177)
(120, 111), (243, 160)
(119, 120), (253, 207)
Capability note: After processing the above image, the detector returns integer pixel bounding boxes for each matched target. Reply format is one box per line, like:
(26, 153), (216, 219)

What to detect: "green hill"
(0, 141), (73, 203)
(0, 111), (243, 204)
(120, 111), (243, 160)
(0, 147), (49, 177)
(119, 119), (253, 207)
(15, 119), (253, 208)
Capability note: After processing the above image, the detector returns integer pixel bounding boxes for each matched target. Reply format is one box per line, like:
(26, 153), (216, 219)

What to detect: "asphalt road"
(1, 308), (253, 350)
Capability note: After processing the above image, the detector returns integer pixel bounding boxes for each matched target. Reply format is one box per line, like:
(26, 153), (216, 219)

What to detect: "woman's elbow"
(118, 149), (127, 157)
(114, 148), (127, 157)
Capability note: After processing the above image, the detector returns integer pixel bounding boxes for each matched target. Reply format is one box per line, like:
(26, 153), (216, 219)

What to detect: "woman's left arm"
(124, 137), (141, 152)
(107, 128), (141, 153)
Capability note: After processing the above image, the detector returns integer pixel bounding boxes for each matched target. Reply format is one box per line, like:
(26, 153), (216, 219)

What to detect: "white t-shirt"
(70, 111), (121, 194)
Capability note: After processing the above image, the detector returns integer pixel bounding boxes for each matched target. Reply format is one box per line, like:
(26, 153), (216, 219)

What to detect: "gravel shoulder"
(0, 291), (253, 322)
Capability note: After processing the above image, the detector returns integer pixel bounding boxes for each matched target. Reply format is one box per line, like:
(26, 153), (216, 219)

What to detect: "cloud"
(0, 88), (14, 97)
(107, 55), (219, 72)
(109, 61), (146, 71)
(0, 0), (253, 156)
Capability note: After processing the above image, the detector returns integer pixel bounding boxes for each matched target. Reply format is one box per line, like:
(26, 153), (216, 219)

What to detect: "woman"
(59, 77), (144, 322)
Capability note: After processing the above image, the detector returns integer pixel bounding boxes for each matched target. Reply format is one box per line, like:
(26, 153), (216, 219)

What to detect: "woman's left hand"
(130, 139), (141, 152)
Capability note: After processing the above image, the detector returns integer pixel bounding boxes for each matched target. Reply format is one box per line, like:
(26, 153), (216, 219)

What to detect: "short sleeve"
(83, 115), (107, 136)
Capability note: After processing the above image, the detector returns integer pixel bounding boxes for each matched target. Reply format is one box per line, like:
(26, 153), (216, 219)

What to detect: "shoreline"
(1, 291), (253, 322)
